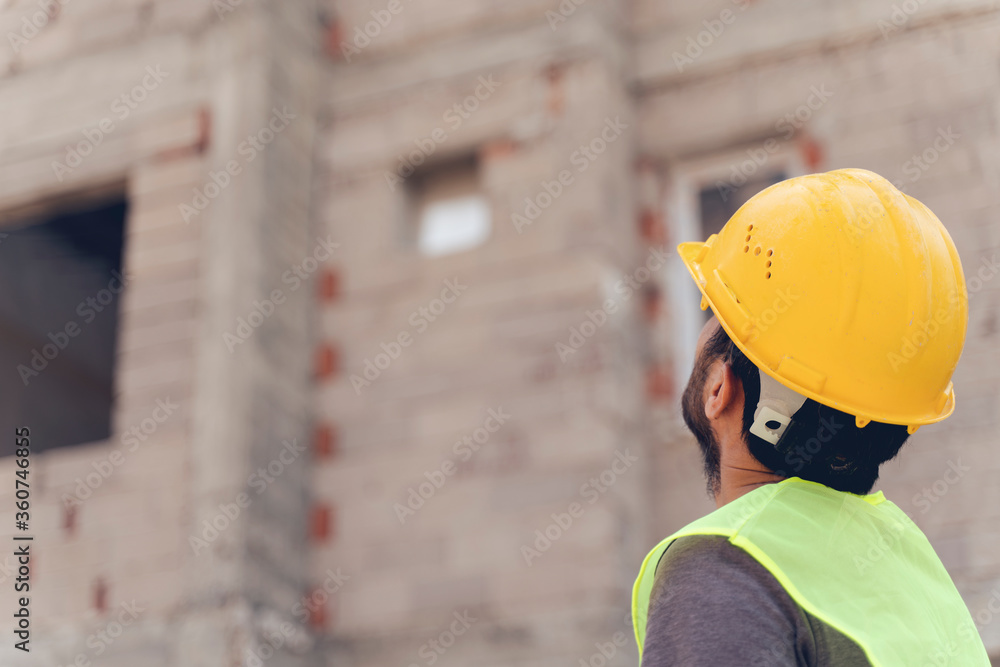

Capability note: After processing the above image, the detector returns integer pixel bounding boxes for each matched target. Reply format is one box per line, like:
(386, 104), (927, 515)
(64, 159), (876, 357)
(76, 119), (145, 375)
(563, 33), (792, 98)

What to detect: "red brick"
(640, 209), (667, 246)
(646, 364), (674, 401)
(94, 577), (108, 613)
(799, 134), (824, 171)
(310, 503), (333, 543)
(318, 268), (340, 302)
(315, 344), (338, 379)
(63, 504), (77, 537)
(324, 19), (345, 59)
(643, 284), (661, 321)
(196, 106), (212, 154)
(546, 64), (565, 115)
(307, 592), (328, 630)
(314, 423), (337, 459)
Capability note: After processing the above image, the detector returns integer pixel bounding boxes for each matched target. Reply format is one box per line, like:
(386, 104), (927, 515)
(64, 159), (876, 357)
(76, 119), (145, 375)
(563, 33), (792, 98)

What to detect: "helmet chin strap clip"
(749, 373), (809, 453)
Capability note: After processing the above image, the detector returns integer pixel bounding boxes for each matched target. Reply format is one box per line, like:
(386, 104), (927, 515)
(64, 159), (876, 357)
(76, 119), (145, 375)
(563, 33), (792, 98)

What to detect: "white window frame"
(664, 143), (806, 388)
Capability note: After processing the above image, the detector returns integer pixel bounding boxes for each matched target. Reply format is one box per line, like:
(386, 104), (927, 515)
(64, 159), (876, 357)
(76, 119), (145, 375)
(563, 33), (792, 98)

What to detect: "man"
(631, 169), (991, 666)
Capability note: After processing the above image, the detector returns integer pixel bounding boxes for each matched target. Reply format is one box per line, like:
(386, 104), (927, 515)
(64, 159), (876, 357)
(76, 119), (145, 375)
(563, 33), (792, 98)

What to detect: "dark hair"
(704, 325), (910, 495)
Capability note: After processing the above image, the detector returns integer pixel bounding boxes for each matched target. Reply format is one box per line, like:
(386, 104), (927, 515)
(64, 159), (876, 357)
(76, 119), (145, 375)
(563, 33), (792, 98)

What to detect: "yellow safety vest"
(632, 477), (990, 666)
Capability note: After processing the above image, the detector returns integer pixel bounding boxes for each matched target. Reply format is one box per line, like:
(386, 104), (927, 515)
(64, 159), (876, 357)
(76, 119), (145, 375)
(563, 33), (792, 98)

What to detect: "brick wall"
(314, 11), (649, 656)
(0, 0), (996, 665)
(0, 1), (325, 665)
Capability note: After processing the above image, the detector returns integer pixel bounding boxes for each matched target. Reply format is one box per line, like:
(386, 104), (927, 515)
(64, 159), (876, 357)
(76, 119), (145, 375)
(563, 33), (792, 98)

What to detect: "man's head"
(677, 171), (966, 476)
(682, 316), (911, 497)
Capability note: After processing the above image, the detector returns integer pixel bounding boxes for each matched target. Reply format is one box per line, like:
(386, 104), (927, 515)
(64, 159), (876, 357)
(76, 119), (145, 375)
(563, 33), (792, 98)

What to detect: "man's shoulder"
(654, 533), (764, 582)
(645, 534), (873, 667)
(641, 535), (809, 665)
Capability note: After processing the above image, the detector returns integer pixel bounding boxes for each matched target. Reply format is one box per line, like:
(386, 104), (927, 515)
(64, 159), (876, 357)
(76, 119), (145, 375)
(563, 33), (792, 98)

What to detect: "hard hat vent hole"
(745, 235), (751, 242)
(743, 245), (749, 253)
(765, 271), (771, 279)
(767, 249), (773, 257)
(747, 224), (753, 231)
(766, 260), (772, 268)
(754, 246), (761, 256)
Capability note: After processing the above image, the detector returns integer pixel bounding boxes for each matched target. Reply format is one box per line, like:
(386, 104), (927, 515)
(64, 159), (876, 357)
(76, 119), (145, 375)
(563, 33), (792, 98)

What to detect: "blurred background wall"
(0, 0), (997, 665)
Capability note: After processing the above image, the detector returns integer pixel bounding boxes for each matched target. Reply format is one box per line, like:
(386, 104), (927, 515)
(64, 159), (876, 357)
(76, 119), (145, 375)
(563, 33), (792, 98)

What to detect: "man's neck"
(715, 459), (785, 508)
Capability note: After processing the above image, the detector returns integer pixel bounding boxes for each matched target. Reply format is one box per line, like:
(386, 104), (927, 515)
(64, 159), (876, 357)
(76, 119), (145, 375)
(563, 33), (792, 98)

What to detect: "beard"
(681, 351), (722, 498)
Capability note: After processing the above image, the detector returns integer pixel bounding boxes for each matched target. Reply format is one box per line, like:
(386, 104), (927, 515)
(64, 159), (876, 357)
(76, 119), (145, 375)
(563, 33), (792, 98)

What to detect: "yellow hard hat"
(679, 168), (968, 433)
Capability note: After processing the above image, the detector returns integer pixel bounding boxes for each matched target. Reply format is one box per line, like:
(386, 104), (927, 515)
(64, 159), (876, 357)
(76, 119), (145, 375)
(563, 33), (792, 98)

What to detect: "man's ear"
(704, 359), (739, 421)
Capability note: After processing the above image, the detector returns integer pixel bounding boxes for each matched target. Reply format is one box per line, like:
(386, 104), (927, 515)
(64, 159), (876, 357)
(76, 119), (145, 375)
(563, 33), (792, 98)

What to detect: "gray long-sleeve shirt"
(640, 535), (872, 666)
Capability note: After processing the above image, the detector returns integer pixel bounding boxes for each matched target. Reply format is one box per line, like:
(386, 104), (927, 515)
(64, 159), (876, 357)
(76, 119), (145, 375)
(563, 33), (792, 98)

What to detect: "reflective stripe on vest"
(631, 478), (990, 666)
